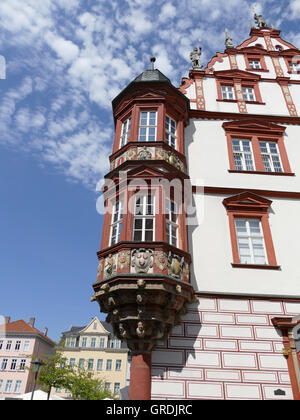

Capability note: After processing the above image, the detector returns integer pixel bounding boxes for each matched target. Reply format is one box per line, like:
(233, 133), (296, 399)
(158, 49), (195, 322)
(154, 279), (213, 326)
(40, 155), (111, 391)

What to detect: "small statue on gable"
(190, 46), (203, 70)
(254, 13), (268, 28)
(225, 29), (234, 49)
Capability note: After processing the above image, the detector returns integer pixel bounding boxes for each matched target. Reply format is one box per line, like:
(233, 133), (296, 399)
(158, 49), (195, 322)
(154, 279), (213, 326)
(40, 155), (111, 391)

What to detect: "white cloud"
(159, 2), (177, 22)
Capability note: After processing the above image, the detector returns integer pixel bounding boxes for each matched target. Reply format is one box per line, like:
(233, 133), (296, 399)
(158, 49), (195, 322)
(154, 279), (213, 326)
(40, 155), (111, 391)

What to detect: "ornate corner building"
(92, 18), (300, 400)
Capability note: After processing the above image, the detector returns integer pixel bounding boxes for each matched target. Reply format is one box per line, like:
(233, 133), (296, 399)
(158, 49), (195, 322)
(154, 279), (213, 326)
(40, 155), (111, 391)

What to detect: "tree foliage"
(37, 350), (115, 400)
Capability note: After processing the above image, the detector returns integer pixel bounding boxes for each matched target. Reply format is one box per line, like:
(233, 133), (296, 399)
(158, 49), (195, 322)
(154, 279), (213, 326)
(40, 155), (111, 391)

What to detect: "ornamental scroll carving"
(131, 248), (154, 274)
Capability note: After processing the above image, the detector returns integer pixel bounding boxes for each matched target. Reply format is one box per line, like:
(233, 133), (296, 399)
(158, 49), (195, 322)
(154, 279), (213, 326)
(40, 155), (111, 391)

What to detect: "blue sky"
(0, 0), (300, 342)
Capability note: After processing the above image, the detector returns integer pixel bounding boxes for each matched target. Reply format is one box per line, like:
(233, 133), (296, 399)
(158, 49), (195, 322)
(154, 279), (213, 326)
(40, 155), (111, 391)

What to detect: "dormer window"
(138, 111), (157, 142)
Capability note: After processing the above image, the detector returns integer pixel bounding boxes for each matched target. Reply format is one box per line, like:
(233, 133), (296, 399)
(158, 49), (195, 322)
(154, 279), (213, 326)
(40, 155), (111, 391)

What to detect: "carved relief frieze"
(131, 248), (154, 274)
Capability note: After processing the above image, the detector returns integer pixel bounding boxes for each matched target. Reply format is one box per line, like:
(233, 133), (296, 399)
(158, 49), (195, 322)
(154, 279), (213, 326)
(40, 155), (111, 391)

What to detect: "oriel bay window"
(110, 200), (123, 246)
(133, 194), (155, 242)
(165, 115), (177, 148)
(166, 199), (178, 247)
(138, 111), (157, 142)
(120, 117), (131, 148)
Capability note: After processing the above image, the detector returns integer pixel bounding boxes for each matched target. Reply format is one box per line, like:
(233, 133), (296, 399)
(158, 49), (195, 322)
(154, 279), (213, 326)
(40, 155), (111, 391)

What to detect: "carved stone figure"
(138, 147), (152, 160)
(118, 250), (130, 270)
(131, 249), (154, 273)
(254, 13), (268, 28)
(225, 29), (234, 49)
(155, 251), (168, 271)
(104, 254), (116, 278)
(190, 46), (203, 70)
(168, 252), (184, 279)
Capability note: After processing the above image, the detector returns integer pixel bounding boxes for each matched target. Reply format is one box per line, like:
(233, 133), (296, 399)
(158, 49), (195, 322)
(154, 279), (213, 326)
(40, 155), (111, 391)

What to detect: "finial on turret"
(225, 29), (234, 49)
(150, 56), (156, 71)
(190, 45), (203, 70)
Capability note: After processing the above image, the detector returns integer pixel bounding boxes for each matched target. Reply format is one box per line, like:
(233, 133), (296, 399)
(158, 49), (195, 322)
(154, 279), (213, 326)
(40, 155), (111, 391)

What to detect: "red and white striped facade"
(93, 25), (300, 400)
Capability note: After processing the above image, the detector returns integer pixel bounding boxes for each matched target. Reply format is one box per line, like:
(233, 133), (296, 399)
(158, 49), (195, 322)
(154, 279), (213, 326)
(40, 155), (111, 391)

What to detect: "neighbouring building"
(52, 316), (129, 399)
(0, 317), (55, 399)
(91, 15), (300, 400)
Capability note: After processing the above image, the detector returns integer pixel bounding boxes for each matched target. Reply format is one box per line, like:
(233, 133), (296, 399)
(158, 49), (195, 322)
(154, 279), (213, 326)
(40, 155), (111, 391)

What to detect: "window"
(93, 322), (97, 330)
(106, 359), (112, 371)
(221, 85), (235, 100)
(69, 358), (76, 368)
(105, 382), (111, 392)
(6, 340), (12, 350)
(243, 87), (255, 102)
(165, 116), (177, 149)
(14, 380), (22, 394)
(0, 380), (3, 392)
(232, 139), (255, 171)
(91, 337), (96, 348)
(248, 59), (261, 69)
(81, 337), (87, 348)
(23, 341), (30, 352)
(120, 117), (131, 148)
(224, 120), (292, 175)
(110, 200), (123, 246)
(15, 341), (21, 351)
(87, 359), (94, 370)
(0, 340), (3, 350)
(289, 61), (300, 73)
(99, 337), (105, 348)
(133, 194), (155, 242)
(223, 192), (278, 269)
(115, 360), (122, 371)
(4, 380), (13, 393)
(1, 358), (8, 370)
(19, 359), (26, 371)
(259, 141), (283, 173)
(10, 359), (17, 370)
(138, 111), (157, 142)
(78, 359), (85, 369)
(114, 383), (120, 394)
(166, 199), (178, 247)
(235, 219), (267, 265)
(97, 359), (103, 371)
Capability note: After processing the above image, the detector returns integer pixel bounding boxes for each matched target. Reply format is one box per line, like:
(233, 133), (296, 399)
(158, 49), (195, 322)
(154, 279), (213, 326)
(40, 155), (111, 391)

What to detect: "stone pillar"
(129, 353), (152, 400)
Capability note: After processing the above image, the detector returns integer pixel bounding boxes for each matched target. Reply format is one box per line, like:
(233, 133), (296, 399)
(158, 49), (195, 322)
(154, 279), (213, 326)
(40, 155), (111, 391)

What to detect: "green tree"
(37, 350), (115, 400)
(67, 369), (114, 401)
(37, 350), (72, 400)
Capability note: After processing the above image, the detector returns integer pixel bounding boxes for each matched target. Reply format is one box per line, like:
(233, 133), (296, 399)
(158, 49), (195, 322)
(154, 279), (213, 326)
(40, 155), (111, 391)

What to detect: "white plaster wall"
(189, 193), (300, 297)
(248, 82), (289, 116)
(185, 119), (300, 192)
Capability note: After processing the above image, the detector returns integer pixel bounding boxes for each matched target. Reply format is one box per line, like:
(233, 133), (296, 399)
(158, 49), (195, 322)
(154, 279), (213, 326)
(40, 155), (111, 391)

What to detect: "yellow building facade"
(52, 317), (129, 399)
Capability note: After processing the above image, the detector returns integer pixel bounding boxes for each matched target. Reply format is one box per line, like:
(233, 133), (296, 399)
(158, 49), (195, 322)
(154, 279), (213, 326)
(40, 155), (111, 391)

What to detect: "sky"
(0, 0), (300, 342)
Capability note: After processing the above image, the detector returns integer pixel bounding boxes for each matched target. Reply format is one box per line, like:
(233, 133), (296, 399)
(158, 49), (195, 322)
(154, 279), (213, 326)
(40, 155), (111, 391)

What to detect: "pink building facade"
(0, 317), (55, 399)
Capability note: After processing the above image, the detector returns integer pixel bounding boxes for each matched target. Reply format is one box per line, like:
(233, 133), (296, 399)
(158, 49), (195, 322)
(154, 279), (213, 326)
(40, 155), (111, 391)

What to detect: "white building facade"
(151, 25), (300, 400)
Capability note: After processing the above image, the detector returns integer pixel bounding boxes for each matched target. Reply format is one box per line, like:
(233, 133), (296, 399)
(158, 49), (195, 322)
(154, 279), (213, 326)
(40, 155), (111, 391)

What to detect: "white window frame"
(23, 341), (30, 352)
(1, 358), (8, 371)
(165, 199), (178, 247)
(6, 340), (12, 350)
(133, 194), (155, 242)
(99, 337), (105, 348)
(91, 337), (96, 348)
(165, 115), (177, 149)
(235, 218), (267, 265)
(243, 86), (256, 102)
(81, 337), (87, 348)
(97, 359), (103, 371)
(15, 340), (21, 351)
(290, 61), (300, 73)
(4, 380), (13, 393)
(138, 111), (157, 142)
(120, 117), (131, 148)
(19, 359), (26, 371)
(110, 200), (123, 246)
(14, 380), (22, 394)
(248, 59), (261, 69)
(115, 359), (122, 371)
(259, 141), (283, 173)
(221, 85), (235, 100)
(114, 382), (120, 394)
(106, 359), (112, 371)
(232, 139), (255, 171)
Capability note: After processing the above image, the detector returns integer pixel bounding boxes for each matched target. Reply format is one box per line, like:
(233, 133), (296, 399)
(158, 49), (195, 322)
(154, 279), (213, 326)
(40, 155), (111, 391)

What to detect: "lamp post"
(30, 358), (44, 400)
